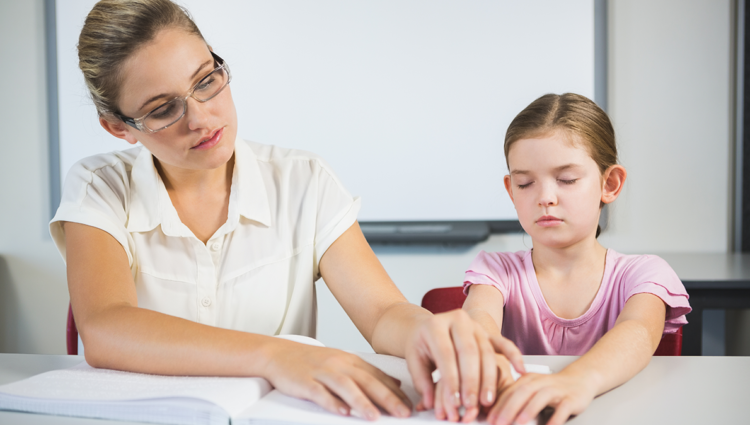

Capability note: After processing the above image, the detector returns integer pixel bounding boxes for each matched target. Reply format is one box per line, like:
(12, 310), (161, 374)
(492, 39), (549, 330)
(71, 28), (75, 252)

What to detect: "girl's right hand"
(261, 339), (413, 421)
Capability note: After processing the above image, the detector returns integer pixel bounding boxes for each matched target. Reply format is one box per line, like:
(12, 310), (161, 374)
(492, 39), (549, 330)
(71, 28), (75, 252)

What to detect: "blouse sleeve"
(311, 157), (361, 271)
(49, 154), (135, 267)
(623, 255), (692, 333)
(463, 251), (509, 304)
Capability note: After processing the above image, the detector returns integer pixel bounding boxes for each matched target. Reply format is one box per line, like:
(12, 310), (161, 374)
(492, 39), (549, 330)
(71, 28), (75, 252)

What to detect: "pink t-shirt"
(463, 249), (691, 355)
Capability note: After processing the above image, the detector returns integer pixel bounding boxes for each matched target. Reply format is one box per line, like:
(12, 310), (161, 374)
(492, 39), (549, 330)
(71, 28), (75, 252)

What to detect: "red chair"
(421, 286), (682, 356)
(67, 304), (79, 355)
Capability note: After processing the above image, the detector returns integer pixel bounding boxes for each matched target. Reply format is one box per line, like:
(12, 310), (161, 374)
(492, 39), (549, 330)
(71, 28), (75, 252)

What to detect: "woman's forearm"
(79, 303), (283, 378)
(369, 301), (431, 357)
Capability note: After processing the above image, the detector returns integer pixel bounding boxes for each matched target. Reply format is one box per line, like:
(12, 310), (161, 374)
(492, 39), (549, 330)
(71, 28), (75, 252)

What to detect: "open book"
(0, 336), (550, 425)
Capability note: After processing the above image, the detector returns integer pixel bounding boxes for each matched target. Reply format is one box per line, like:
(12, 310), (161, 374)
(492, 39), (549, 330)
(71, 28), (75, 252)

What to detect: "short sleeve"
(49, 155), (135, 266)
(623, 255), (692, 333)
(311, 158), (361, 269)
(463, 251), (510, 304)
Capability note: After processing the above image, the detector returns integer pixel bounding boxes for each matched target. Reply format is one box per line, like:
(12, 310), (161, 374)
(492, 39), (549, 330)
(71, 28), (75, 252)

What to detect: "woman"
(50, 0), (522, 421)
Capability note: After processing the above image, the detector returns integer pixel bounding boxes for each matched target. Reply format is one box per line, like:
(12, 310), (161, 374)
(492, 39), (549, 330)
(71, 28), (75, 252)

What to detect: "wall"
(0, 0), (69, 354)
(317, 0), (738, 352)
(0, 0), (740, 355)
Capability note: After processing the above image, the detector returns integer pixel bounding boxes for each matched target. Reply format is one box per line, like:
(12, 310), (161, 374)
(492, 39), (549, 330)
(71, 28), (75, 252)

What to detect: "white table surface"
(0, 353), (748, 424)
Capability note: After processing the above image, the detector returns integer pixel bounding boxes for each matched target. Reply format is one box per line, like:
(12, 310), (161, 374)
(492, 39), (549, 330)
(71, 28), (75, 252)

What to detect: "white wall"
(317, 0), (737, 352)
(0, 0), (740, 354)
(0, 0), (69, 354)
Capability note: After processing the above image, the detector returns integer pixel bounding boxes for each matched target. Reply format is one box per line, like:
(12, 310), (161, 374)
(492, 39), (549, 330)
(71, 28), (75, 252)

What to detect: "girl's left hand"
(486, 371), (598, 425)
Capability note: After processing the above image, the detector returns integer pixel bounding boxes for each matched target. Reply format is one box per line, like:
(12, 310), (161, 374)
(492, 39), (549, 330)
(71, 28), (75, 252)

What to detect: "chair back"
(67, 304), (79, 355)
(420, 286), (682, 356)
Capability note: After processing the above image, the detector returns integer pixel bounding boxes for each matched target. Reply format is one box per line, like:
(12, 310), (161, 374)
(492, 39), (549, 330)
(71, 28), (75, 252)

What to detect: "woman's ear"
(504, 174), (515, 204)
(99, 116), (139, 145)
(601, 164), (627, 204)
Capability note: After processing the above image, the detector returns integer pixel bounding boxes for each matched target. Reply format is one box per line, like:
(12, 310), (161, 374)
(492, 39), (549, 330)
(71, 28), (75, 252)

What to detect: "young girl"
(50, 0), (519, 420)
(461, 93), (691, 425)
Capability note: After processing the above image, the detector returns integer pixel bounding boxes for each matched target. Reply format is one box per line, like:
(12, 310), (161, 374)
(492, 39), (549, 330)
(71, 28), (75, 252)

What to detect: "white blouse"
(50, 138), (360, 337)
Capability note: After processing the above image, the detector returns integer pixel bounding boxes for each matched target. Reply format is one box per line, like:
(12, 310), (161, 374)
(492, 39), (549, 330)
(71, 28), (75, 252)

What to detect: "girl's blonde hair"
(504, 93), (618, 174)
(77, 0), (205, 117)
(505, 93), (618, 237)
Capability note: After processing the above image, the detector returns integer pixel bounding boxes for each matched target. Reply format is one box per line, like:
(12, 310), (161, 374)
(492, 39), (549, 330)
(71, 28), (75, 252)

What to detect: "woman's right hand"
(261, 339), (413, 421)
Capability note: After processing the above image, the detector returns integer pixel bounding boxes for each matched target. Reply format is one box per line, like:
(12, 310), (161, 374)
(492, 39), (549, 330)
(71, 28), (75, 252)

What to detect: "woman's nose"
(185, 97), (210, 131)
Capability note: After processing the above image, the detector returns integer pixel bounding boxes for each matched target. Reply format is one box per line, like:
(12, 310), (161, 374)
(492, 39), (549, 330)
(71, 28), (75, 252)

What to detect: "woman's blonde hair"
(77, 0), (205, 117)
(505, 93), (618, 237)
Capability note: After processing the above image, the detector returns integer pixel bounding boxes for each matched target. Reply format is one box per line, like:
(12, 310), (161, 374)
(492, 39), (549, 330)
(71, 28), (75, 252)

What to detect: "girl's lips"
(536, 216), (563, 227)
(191, 127), (224, 150)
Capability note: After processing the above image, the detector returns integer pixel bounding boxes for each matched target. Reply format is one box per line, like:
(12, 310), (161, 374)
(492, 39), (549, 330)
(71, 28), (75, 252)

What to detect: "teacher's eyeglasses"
(115, 52), (232, 134)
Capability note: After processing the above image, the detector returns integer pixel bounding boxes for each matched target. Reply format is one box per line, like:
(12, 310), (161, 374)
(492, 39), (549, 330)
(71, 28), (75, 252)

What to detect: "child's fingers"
(490, 335), (525, 374)
(546, 400), (574, 425)
(488, 379), (537, 425)
(460, 405), (480, 423)
(515, 388), (557, 424)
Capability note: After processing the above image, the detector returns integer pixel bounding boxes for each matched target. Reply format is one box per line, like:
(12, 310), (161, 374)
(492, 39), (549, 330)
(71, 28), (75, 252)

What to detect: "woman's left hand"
(486, 371), (597, 425)
(404, 309), (525, 422)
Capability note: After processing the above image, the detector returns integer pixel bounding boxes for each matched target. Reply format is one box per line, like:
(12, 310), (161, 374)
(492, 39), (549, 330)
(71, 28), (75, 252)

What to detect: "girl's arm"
(319, 223), (523, 423)
(64, 222), (411, 421)
(487, 293), (666, 425)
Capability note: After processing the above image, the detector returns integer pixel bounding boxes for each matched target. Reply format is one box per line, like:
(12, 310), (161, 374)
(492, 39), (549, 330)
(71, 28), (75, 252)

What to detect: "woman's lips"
(536, 215), (563, 227)
(191, 127), (224, 150)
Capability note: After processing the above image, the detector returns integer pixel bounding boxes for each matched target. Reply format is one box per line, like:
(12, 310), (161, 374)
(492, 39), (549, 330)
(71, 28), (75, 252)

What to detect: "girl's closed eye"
(517, 181), (534, 189)
(558, 178), (578, 185)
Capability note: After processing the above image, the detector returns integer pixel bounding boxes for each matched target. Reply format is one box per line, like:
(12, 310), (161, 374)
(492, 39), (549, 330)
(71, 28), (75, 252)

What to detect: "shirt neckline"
(125, 138), (273, 235)
(523, 248), (613, 327)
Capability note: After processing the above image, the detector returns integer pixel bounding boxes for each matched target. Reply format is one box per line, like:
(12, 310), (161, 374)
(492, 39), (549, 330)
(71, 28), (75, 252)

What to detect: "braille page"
(234, 353), (550, 425)
(0, 362), (271, 425)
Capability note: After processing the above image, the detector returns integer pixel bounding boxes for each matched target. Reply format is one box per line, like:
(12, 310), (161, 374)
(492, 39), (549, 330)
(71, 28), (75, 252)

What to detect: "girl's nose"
(538, 184), (558, 207)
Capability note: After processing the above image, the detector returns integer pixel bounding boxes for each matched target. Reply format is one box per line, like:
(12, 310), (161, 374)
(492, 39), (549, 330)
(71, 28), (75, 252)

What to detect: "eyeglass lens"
(143, 66), (229, 131)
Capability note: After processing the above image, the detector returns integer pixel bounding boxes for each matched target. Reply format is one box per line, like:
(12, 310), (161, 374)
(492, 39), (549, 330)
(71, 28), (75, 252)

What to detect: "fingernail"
(486, 390), (494, 404)
(466, 393), (477, 408)
(366, 409), (378, 420)
(454, 391), (461, 407)
(339, 407), (349, 416)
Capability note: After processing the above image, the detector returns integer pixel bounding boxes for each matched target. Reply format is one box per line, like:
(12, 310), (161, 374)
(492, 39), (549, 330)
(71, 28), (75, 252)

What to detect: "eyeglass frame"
(114, 51), (232, 134)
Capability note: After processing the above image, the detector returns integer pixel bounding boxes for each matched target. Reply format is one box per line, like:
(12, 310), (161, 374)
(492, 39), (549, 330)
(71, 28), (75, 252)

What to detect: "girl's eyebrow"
(510, 164), (582, 175)
(137, 58), (214, 112)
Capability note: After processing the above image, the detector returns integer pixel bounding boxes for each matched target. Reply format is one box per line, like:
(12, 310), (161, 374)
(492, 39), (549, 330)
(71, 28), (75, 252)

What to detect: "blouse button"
(201, 297), (212, 307)
(210, 242), (221, 251)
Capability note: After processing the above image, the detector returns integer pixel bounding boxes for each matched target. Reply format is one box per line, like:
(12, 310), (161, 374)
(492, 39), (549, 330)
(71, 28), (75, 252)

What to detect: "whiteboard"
(55, 0), (595, 222)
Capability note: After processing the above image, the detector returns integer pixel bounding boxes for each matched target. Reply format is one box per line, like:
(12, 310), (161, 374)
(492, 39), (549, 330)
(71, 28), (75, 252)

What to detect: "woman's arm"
(64, 222), (411, 420)
(319, 223), (523, 422)
(486, 293), (666, 425)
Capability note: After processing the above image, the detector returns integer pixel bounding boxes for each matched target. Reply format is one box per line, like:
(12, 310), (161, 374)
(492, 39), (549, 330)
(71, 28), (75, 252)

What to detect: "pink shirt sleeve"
(621, 255), (691, 333)
(463, 251), (510, 305)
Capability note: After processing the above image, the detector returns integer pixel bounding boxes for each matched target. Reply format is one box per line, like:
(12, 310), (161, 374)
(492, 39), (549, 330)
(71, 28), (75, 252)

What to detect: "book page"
(0, 362), (271, 418)
(235, 353), (551, 424)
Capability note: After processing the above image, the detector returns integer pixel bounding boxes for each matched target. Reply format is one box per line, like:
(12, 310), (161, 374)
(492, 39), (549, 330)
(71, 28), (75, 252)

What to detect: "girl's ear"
(601, 165), (627, 204)
(504, 174), (515, 204)
(99, 116), (139, 145)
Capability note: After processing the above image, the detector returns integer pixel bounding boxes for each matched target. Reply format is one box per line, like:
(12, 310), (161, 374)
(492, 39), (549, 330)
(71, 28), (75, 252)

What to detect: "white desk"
(1, 353), (748, 424)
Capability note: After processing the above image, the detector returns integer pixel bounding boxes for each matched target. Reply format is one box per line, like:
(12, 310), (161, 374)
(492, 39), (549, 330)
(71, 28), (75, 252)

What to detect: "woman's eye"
(150, 102), (178, 119)
(517, 182), (533, 189)
(558, 179), (577, 185)
(196, 76), (216, 91)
